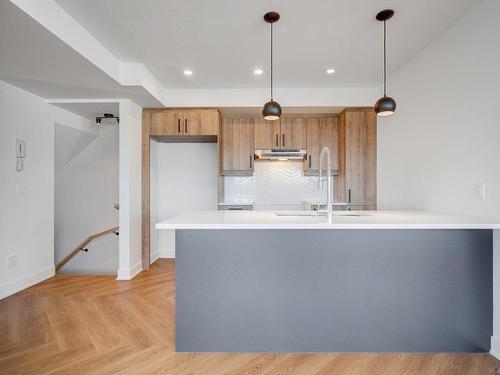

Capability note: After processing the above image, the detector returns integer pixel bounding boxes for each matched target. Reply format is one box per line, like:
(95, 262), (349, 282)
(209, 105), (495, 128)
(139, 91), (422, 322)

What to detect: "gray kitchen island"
(156, 210), (500, 353)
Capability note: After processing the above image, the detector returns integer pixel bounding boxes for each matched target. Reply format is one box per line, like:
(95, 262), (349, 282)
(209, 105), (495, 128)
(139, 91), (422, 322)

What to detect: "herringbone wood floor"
(0, 259), (497, 374)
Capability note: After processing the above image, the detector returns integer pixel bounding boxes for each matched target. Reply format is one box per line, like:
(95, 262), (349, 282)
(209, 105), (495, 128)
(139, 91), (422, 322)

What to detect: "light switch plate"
(16, 184), (26, 196)
(474, 183), (486, 200)
(7, 255), (17, 269)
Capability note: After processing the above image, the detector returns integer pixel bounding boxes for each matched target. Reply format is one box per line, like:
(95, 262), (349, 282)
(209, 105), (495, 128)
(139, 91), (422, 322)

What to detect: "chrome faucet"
(318, 147), (333, 218)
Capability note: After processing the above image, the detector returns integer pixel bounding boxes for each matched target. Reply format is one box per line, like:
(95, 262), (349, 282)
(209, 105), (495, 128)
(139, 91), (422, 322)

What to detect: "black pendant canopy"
(262, 11), (282, 121)
(375, 9), (396, 117)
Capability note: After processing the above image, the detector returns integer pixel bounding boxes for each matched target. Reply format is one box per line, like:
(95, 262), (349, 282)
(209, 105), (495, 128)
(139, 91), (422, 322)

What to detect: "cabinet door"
(305, 117), (339, 175)
(181, 111), (200, 135)
(255, 117), (280, 149)
(345, 110), (376, 207)
(150, 111), (178, 136)
(173, 112), (185, 134)
(221, 118), (255, 176)
(280, 117), (307, 149)
(197, 110), (219, 136)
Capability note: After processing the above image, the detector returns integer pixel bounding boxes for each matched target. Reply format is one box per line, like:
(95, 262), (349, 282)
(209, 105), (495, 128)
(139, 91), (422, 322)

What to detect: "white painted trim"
(150, 250), (160, 264)
(158, 248), (176, 259)
(116, 261), (142, 281)
(491, 336), (500, 360)
(149, 249), (176, 261)
(0, 265), (55, 300)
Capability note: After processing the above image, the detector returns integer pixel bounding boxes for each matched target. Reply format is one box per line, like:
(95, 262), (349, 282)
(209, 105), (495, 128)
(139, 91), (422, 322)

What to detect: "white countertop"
(155, 210), (500, 230)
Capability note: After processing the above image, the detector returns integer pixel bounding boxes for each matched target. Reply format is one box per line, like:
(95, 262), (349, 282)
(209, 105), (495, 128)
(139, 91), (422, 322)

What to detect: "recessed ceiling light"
(254, 68), (263, 75)
(326, 68), (336, 74)
(183, 69), (193, 76)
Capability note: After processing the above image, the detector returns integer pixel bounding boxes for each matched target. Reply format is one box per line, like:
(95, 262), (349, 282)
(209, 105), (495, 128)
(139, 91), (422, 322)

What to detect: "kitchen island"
(156, 210), (500, 353)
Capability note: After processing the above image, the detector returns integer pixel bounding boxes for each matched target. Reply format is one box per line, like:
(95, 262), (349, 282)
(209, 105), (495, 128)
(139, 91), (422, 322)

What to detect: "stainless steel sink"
(275, 211), (321, 217)
(275, 211), (367, 217)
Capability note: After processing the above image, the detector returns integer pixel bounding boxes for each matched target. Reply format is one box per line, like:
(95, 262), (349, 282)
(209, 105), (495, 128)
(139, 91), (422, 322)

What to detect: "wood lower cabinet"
(221, 117), (255, 176)
(342, 109), (377, 208)
(149, 109), (219, 136)
(304, 116), (340, 175)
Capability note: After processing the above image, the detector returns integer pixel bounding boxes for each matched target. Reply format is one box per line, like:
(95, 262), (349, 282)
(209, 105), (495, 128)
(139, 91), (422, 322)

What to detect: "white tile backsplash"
(223, 176), (254, 203)
(224, 161), (325, 208)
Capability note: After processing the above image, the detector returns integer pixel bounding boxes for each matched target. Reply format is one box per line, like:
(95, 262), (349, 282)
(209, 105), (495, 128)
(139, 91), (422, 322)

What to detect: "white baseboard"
(116, 260), (143, 280)
(491, 336), (500, 359)
(150, 250), (160, 264)
(0, 265), (55, 300)
(158, 248), (175, 259)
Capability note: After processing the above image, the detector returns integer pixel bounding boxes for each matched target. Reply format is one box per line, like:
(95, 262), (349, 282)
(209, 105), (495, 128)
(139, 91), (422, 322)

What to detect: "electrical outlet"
(16, 184), (26, 196)
(474, 183), (486, 200)
(7, 255), (17, 269)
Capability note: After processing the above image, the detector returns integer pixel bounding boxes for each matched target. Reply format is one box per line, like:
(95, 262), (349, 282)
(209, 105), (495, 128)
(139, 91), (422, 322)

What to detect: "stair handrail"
(55, 226), (119, 271)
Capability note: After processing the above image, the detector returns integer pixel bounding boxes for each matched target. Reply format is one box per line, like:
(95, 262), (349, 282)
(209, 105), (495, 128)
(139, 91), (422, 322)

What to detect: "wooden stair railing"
(55, 226), (119, 271)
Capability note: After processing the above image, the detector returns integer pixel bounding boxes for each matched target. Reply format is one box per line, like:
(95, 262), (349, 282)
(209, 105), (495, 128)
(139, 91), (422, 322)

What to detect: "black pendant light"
(375, 9), (396, 117)
(262, 11), (282, 121)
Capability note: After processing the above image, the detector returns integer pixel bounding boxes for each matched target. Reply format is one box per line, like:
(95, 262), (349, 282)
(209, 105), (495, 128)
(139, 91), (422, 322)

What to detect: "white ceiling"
(55, 0), (479, 89)
(0, 0), (160, 106)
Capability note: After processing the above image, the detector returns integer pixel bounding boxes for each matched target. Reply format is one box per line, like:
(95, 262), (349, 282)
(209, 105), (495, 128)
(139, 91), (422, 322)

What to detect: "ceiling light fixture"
(326, 68), (335, 74)
(183, 69), (193, 76)
(374, 9), (396, 117)
(262, 11), (282, 121)
(254, 68), (263, 75)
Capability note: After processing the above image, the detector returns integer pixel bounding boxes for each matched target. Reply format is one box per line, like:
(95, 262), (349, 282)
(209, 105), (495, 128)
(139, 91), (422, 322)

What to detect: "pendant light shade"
(375, 9), (396, 117)
(262, 11), (281, 121)
(262, 100), (282, 120)
(374, 96), (396, 116)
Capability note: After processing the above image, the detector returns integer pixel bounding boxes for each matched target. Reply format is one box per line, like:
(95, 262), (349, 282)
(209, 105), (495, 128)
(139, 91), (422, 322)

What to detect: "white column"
(117, 99), (143, 280)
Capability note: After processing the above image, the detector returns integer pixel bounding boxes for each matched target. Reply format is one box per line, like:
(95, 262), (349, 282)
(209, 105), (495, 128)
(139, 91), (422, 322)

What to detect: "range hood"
(254, 149), (307, 161)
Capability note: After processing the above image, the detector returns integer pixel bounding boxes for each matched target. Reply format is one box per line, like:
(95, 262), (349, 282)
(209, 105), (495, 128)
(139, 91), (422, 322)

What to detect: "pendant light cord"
(270, 22), (274, 100)
(383, 20), (387, 97)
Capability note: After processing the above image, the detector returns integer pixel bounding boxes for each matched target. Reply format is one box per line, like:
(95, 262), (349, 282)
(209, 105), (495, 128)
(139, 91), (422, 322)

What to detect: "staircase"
(56, 227), (119, 272)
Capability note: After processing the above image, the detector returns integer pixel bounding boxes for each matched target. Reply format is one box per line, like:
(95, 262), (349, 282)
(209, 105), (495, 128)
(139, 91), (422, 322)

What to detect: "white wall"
(117, 99), (143, 280)
(55, 125), (119, 275)
(152, 143), (218, 258)
(376, 0), (500, 356)
(0, 80), (54, 298)
(378, 0), (500, 219)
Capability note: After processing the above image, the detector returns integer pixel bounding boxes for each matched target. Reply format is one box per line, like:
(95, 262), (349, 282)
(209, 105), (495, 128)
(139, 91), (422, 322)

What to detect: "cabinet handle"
(275, 134), (279, 148)
(348, 189), (352, 203)
(249, 154), (253, 168)
(178, 119), (181, 133)
(282, 134), (285, 147)
(184, 119), (188, 133)
(308, 155), (312, 168)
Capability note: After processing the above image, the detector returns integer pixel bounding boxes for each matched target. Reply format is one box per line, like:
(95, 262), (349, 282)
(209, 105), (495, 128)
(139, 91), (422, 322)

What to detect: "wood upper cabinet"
(343, 109), (377, 208)
(221, 117), (255, 176)
(184, 110), (219, 135)
(148, 109), (219, 136)
(280, 117), (307, 149)
(304, 116), (340, 175)
(254, 117), (306, 149)
(150, 110), (177, 135)
(254, 118), (280, 149)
